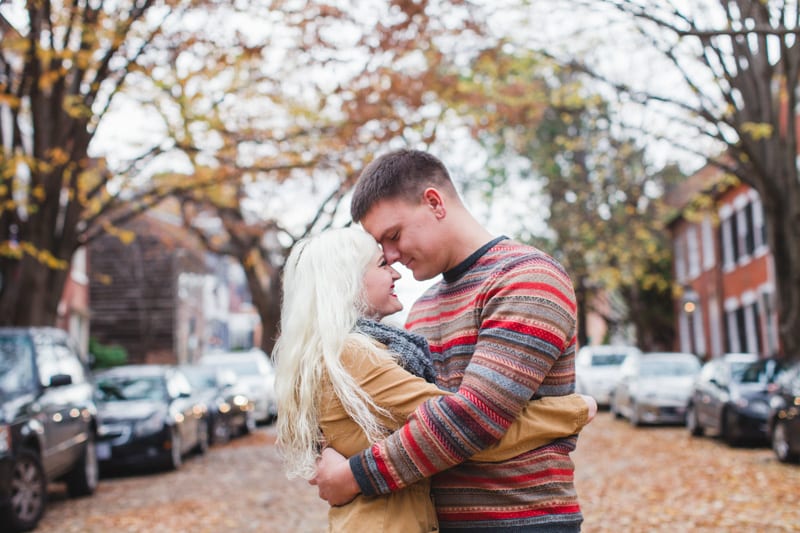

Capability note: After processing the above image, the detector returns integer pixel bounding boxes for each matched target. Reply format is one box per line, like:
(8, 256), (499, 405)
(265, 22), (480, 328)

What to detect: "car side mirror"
(48, 374), (73, 388)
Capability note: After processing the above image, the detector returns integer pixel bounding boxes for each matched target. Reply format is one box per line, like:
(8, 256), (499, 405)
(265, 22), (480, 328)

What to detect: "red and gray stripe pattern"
(349, 239), (582, 529)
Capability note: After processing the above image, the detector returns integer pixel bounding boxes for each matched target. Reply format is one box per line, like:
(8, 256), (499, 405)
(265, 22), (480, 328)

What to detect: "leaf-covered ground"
(37, 412), (799, 532)
(573, 412), (800, 532)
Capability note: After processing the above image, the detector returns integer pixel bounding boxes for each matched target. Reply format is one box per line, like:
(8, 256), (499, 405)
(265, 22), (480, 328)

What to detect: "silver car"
(611, 351), (701, 426)
(198, 349), (277, 424)
(576, 345), (641, 407)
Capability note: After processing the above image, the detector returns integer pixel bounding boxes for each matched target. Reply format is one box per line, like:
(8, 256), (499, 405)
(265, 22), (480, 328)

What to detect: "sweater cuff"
(349, 453), (381, 497)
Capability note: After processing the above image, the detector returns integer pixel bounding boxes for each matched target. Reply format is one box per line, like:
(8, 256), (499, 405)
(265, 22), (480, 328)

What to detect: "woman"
(274, 227), (592, 532)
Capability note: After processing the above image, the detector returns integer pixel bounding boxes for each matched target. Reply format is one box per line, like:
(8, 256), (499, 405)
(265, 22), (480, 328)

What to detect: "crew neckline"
(442, 235), (508, 282)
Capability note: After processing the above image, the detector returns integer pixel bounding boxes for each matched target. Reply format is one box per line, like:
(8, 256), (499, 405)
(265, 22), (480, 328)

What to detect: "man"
(314, 149), (584, 532)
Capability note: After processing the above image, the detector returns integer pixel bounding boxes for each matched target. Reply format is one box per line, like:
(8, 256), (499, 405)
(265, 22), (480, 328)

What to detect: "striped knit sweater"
(349, 237), (582, 530)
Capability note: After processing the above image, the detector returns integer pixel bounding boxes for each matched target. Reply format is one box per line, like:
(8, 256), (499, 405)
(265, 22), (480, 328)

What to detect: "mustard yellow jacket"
(319, 341), (589, 533)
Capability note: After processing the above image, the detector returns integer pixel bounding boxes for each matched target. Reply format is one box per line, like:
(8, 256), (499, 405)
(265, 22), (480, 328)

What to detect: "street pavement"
(36, 412), (800, 532)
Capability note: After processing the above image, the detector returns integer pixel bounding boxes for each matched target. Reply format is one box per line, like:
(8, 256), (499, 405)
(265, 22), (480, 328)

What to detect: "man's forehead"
(362, 199), (408, 238)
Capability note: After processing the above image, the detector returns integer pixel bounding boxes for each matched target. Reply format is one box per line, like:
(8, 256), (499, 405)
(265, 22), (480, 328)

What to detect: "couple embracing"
(274, 149), (594, 533)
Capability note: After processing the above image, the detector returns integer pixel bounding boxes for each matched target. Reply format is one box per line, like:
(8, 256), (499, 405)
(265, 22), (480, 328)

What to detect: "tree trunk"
(241, 259), (282, 356)
(0, 255), (69, 326)
(765, 188), (800, 360)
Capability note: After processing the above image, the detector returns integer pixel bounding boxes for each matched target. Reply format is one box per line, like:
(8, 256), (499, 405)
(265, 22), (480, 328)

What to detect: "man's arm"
(315, 258), (578, 503)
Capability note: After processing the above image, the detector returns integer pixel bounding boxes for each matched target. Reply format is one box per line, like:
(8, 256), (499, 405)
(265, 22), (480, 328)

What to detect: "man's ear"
(422, 187), (446, 219)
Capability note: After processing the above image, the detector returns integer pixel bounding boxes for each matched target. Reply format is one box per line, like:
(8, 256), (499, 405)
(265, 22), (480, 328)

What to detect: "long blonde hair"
(273, 226), (392, 479)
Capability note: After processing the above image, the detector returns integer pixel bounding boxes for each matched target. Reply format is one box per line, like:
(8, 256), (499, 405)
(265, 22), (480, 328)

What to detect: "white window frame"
(674, 231), (686, 283)
(719, 205), (735, 271)
(687, 226), (700, 279)
(701, 215), (715, 271)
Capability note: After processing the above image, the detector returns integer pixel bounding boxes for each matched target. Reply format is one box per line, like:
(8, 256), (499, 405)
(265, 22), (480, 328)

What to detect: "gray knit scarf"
(355, 318), (437, 384)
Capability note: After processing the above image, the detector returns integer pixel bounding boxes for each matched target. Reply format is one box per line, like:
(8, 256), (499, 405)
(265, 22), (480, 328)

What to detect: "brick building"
(668, 167), (780, 360)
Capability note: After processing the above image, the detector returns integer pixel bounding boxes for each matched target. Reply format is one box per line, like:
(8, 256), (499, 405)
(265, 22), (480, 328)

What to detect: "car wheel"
(167, 429), (182, 471)
(772, 420), (798, 463)
(610, 396), (623, 419)
(1, 448), (47, 532)
(65, 433), (99, 497)
(243, 411), (256, 435)
(629, 402), (641, 427)
(686, 404), (703, 437)
(195, 419), (210, 455)
(722, 407), (741, 446)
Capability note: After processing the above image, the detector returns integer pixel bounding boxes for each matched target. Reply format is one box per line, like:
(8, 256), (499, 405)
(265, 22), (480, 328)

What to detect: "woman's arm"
(338, 343), (591, 459)
(473, 394), (592, 462)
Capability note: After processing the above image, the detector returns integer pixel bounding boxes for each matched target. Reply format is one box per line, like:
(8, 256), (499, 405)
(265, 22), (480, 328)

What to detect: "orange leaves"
(574, 412), (800, 532)
(0, 240), (68, 269)
(101, 221), (137, 246)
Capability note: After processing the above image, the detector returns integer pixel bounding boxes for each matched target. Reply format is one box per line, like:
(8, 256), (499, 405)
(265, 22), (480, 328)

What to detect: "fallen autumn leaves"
(36, 412), (799, 532)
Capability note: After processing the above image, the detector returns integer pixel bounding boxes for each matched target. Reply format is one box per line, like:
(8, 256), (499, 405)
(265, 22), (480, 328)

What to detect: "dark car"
(768, 361), (800, 463)
(687, 353), (784, 445)
(179, 365), (255, 444)
(94, 365), (209, 471)
(0, 327), (99, 532)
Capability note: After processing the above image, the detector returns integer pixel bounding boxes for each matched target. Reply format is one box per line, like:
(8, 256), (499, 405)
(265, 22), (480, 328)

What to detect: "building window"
(674, 232), (686, 282)
(692, 304), (706, 357)
(687, 226), (700, 278)
(735, 307), (747, 354)
(734, 205), (746, 263)
(743, 202), (755, 257)
(752, 194), (767, 254)
(761, 289), (778, 356)
(720, 213), (735, 271)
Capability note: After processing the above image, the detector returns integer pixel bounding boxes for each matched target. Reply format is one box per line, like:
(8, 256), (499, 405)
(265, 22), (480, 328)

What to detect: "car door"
(614, 355), (639, 417)
(706, 362), (730, 434)
(694, 361), (719, 430)
(166, 370), (197, 454)
(33, 335), (76, 476)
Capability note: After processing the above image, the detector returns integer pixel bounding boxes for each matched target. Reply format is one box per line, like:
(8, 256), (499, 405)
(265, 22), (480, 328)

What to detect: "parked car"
(611, 351), (701, 426)
(198, 349), (277, 424)
(0, 327), (99, 532)
(576, 345), (641, 408)
(180, 365), (256, 444)
(94, 365), (209, 471)
(767, 361), (800, 463)
(687, 353), (785, 444)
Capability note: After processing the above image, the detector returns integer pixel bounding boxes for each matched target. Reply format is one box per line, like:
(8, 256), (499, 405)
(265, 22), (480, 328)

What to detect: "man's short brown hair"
(350, 149), (457, 222)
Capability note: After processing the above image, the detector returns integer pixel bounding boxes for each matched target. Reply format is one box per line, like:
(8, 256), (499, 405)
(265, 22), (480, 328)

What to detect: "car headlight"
(134, 412), (166, 437)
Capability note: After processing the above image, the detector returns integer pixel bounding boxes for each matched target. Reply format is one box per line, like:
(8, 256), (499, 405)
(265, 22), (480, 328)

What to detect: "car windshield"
(729, 361), (755, 382)
(202, 359), (261, 377)
(0, 334), (37, 399)
(740, 359), (783, 384)
(182, 368), (217, 390)
(591, 353), (628, 366)
(96, 375), (166, 402)
(640, 358), (698, 377)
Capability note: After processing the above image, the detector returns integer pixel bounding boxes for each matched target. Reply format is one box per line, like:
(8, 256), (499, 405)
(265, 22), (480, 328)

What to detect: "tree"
(552, 0), (800, 358)
(139, 0), (500, 352)
(440, 48), (677, 348)
(0, 0), (497, 338)
(0, 0), (259, 326)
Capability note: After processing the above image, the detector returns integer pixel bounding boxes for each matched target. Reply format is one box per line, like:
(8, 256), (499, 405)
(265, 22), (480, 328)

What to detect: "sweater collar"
(442, 235), (508, 283)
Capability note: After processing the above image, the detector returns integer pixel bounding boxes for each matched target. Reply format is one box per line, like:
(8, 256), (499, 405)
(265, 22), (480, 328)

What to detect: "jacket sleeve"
(472, 394), (588, 462)
(342, 343), (588, 461)
(349, 259), (578, 496)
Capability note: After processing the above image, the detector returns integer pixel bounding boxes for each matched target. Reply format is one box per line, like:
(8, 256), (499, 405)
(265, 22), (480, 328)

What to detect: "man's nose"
(383, 245), (401, 264)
